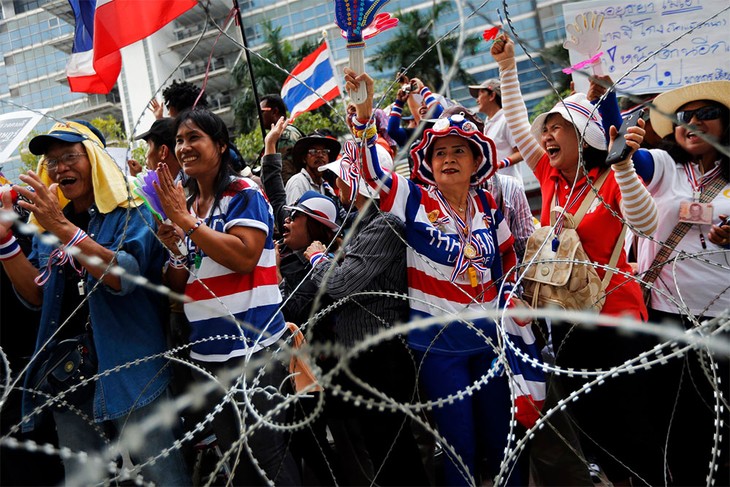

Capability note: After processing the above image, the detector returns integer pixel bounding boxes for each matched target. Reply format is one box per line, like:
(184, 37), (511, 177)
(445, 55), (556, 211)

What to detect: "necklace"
(445, 197), (466, 213)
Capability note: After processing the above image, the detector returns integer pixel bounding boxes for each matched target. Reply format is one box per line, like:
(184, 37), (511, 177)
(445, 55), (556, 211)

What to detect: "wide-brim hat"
(283, 190), (339, 230)
(292, 134), (341, 168)
(29, 120), (106, 155)
(649, 81), (730, 138)
(319, 144), (393, 199)
(410, 114), (497, 187)
(530, 92), (607, 151)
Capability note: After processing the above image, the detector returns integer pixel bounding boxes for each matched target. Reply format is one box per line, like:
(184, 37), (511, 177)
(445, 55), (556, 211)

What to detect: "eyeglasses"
(308, 149), (330, 156)
(44, 152), (87, 172)
(676, 106), (722, 124)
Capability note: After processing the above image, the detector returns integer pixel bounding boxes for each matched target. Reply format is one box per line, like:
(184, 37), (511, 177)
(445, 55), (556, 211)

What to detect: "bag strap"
(549, 169), (609, 227)
(600, 224), (626, 291)
(572, 169), (610, 226)
(642, 174), (728, 287)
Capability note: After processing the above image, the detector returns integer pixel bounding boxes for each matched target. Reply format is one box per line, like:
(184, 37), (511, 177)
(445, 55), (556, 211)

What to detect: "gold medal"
(463, 243), (477, 259)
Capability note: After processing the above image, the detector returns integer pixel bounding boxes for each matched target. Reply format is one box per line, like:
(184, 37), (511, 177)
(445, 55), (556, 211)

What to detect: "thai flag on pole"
(281, 41), (341, 121)
(66, 0), (197, 94)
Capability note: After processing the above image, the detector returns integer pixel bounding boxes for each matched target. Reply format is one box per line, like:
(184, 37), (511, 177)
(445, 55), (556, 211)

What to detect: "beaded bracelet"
(185, 219), (204, 238)
(351, 117), (378, 145)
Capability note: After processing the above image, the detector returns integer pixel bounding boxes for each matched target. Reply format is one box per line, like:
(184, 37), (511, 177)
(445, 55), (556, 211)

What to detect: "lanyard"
(685, 163), (722, 201)
(434, 190), (488, 286)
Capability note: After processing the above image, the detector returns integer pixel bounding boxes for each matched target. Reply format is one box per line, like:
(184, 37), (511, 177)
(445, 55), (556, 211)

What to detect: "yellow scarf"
(29, 122), (143, 232)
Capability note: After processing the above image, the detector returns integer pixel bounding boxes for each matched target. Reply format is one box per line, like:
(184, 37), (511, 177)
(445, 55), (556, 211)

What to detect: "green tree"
(232, 21), (317, 133)
(538, 43), (572, 93)
(233, 109), (351, 165)
(90, 115), (127, 146)
(529, 88), (573, 124)
(370, 4), (480, 92)
(19, 130), (41, 174)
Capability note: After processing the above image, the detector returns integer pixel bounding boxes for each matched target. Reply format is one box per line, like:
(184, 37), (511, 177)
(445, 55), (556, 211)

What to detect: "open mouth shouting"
(545, 144), (560, 157)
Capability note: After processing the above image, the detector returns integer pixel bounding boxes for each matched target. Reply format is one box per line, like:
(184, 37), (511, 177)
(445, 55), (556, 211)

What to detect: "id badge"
(678, 201), (713, 225)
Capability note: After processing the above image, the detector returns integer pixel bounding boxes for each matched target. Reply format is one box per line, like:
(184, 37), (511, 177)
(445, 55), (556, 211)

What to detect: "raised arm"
(261, 117), (289, 233)
(411, 78), (444, 119)
(608, 121), (658, 236)
(491, 34), (545, 169)
(343, 67), (393, 196)
(387, 92), (410, 147)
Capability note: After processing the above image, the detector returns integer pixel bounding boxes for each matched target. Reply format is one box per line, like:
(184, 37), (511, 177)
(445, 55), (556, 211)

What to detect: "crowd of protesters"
(1, 28), (729, 487)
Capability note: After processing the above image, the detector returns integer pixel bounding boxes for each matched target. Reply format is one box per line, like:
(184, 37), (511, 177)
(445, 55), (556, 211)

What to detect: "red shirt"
(534, 154), (646, 320)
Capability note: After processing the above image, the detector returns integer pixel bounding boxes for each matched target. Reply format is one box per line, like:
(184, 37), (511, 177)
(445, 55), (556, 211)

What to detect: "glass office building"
(1, 0), (570, 189)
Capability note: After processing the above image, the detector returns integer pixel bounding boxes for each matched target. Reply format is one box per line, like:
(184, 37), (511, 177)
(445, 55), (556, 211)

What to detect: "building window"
(13, 0), (51, 14)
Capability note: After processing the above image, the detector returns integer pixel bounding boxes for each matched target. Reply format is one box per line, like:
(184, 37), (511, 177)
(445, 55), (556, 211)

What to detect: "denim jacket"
(22, 204), (170, 430)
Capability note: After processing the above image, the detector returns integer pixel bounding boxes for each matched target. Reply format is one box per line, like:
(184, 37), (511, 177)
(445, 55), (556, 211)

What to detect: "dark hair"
(488, 89), (502, 108)
(304, 216), (336, 248)
(260, 94), (287, 116)
(173, 109), (236, 211)
(228, 143), (247, 173)
(582, 145), (609, 171)
(657, 101), (730, 180)
(163, 80), (208, 113)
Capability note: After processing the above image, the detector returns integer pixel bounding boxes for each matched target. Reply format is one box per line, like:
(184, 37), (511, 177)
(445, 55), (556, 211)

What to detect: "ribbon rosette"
(339, 140), (362, 202)
(450, 236), (490, 283)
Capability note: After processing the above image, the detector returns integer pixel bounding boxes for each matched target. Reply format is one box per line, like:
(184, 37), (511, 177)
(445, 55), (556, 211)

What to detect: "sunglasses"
(676, 106), (722, 125)
(288, 209), (303, 221)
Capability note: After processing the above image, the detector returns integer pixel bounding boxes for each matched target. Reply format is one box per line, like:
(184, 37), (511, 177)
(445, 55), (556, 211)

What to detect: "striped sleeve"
(612, 159), (658, 236)
(498, 60), (544, 169)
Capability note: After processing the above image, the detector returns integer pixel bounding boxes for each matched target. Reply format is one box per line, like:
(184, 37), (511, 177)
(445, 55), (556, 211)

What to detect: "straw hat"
(649, 81), (730, 137)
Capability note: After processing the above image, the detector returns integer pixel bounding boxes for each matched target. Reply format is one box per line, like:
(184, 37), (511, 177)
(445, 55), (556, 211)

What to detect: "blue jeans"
(53, 390), (191, 486)
(414, 350), (524, 486)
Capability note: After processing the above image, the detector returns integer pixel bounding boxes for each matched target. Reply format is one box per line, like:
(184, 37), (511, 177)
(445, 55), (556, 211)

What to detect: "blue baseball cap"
(29, 120), (107, 155)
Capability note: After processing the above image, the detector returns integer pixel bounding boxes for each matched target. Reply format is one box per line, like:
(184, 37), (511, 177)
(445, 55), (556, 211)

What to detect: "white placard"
(105, 147), (134, 173)
(563, 0), (730, 95)
(0, 110), (48, 164)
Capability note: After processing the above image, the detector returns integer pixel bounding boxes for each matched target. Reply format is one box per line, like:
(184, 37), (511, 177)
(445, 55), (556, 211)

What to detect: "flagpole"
(322, 30), (347, 118)
(232, 0), (267, 139)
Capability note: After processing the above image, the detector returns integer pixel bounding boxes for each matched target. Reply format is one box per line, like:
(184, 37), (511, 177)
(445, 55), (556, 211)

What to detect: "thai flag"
(66, 0), (197, 94)
(281, 41), (341, 121)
